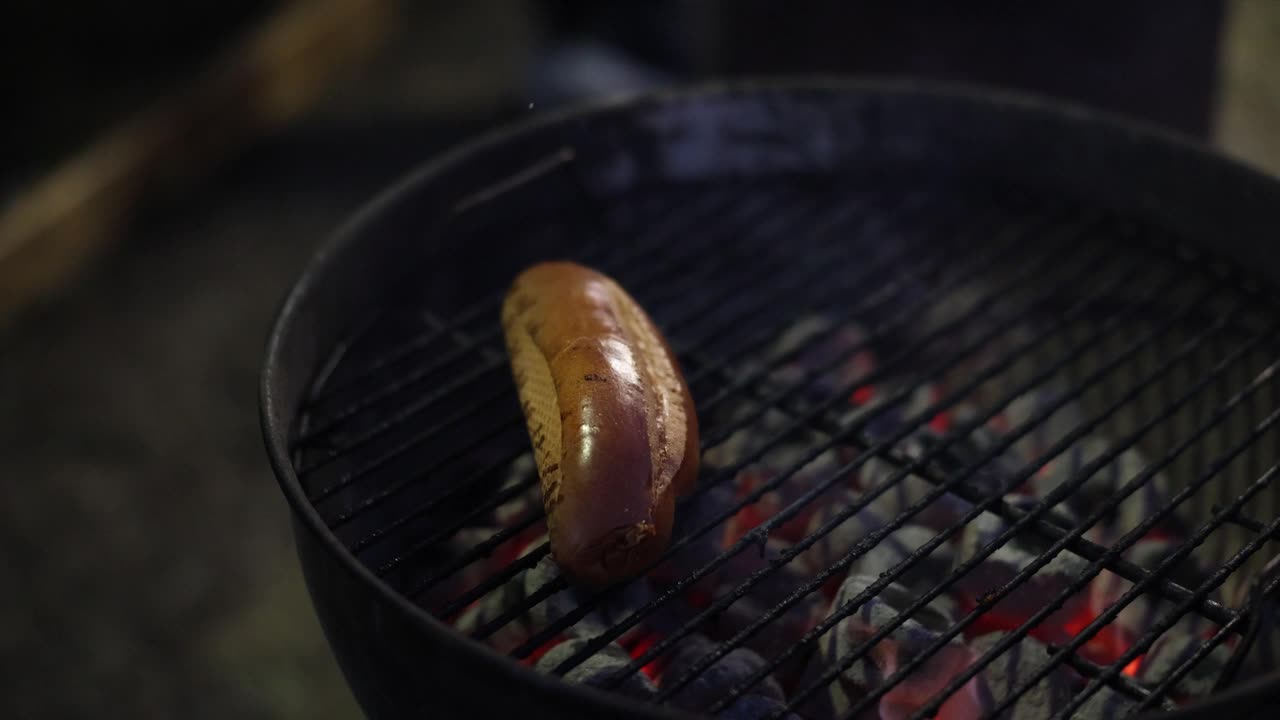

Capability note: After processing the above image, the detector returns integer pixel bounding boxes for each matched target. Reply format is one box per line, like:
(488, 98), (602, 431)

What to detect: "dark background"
(1, 2), (1277, 717)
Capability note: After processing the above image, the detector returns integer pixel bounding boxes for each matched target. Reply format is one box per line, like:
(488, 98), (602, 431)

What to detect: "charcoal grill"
(261, 80), (1280, 720)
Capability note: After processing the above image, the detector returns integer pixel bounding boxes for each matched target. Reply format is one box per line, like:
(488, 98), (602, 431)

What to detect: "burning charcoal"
(524, 554), (652, 643)
(1089, 540), (1216, 646)
(453, 569), (529, 654)
(822, 574), (972, 720)
(729, 446), (853, 543)
(848, 524), (955, 595)
(661, 634), (783, 711)
(793, 650), (879, 720)
(840, 382), (943, 443)
(952, 503), (1090, 643)
(718, 694), (804, 720)
(1137, 632), (1231, 698)
(767, 315), (876, 408)
(651, 483), (737, 591)
(1030, 437), (1114, 511)
(1223, 555), (1280, 682)
(492, 454), (540, 526)
(1032, 440), (1181, 543)
(930, 404), (1025, 498)
(1001, 386), (1086, 467)
(964, 632), (1073, 720)
(798, 490), (890, 577)
(713, 561), (827, 664)
(1074, 687), (1138, 720)
(704, 406), (810, 471)
(534, 638), (656, 698)
(858, 446), (974, 531)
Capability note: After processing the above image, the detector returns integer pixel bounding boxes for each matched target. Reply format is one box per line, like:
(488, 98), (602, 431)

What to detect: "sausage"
(501, 261), (699, 587)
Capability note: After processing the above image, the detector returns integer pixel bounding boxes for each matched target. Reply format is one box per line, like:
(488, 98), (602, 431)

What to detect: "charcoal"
(952, 503), (1090, 642)
(1001, 386), (1086, 467)
(651, 483), (737, 590)
(847, 524), (955, 595)
(452, 569), (529, 653)
(437, 525), (525, 606)
(837, 382), (939, 442)
(534, 638), (656, 698)
(1031, 440), (1181, 543)
(767, 315), (875, 409)
(793, 651), (880, 720)
(798, 490), (891, 577)
(1234, 590), (1280, 682)
(729, 445), (853, 543)
(492, 454), (540, 526)
(927, 405), (1024, 498)
(964, 632), (1073, 720)
(822, 574), (972, 720)
(858, 446), (973, 531)
(1137, 632), (1231, 698)
(719, 539), (805, 601)
(714, 563), (827, 663)
(1075, 687), (1139, 720)
(704, 407), (811, 471)
(1088, 540), (1215, 643)
(524, 554), (652, 643)
(449, 531), (552, 652)
(1223, 557), (1280, 682)
(661, 634), (783, 711)
(718, 693), (804, 720)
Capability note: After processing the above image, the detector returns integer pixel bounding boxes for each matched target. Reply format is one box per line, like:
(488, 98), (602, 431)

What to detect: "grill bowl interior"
(262, 80), (1280, 720)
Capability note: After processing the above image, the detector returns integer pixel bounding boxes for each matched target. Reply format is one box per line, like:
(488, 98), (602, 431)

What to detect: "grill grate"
(291, 170), (1280, 719)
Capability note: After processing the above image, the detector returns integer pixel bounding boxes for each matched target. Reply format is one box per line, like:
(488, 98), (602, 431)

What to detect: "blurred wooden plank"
(0, 0), (392, 326)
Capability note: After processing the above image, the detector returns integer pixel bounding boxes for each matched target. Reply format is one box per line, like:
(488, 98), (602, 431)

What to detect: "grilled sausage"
(502, 261), (699, 587)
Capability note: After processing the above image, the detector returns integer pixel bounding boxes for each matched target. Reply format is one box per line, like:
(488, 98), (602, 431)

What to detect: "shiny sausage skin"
(501, 261), (699, 587)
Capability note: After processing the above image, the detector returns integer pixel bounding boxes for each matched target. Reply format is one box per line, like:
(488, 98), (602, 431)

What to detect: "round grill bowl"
(261, 80), (1280, 720)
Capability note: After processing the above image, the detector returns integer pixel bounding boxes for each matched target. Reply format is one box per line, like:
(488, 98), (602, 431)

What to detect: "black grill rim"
(260, 78), (1280, 720)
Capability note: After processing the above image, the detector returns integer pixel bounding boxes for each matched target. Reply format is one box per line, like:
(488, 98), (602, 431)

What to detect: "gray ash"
(524, 553), (654, 644)
(797, 490), (891, 578)
(951, 502), (1090, 643)
(964, 632), (1073, 720)
(847, 524), (955, 595)
(1001, 386), (1086, 470)
(822, 574), (971, 720)
(534, 638), (656, 699)
(1074, 687), (1138, 720)
(857, 448), (974, 532)
(1138, 632), (1232, 698)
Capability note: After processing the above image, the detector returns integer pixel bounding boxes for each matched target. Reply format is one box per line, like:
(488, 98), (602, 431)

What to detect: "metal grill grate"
(290, 168), (1280, 719)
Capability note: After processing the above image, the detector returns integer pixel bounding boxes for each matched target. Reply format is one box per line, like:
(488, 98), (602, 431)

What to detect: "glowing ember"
(624, 631), (666, 681)
(1122, 656), (1142, 678)
(852, 385), (876, 405)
